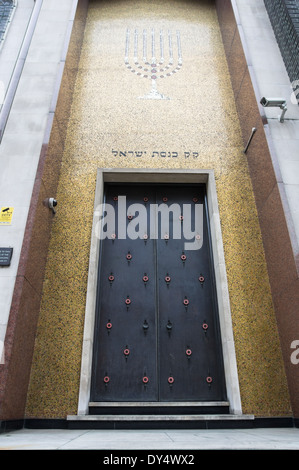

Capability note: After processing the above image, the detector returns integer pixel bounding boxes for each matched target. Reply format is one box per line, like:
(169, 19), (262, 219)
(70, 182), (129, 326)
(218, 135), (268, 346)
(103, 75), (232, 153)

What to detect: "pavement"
(0, 427), (299, 451)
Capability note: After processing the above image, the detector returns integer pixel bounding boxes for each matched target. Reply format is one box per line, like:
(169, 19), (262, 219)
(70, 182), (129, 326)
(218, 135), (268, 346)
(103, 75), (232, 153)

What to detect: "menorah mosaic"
(125, 28), (182, 99)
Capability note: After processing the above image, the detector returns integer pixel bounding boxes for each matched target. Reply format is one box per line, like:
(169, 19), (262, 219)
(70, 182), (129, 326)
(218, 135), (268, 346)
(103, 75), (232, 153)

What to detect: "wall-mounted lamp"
(260, 97), (287, 123)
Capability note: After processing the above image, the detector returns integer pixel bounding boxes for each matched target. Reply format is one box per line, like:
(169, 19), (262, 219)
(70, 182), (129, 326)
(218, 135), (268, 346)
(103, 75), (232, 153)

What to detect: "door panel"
(156, 186), (225, 401)
(90, 184), (226, 402)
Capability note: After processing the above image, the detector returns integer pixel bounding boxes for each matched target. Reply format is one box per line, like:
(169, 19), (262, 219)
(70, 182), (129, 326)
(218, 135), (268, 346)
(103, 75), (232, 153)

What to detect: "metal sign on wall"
(0, 207), (14, 225)
(0, 247), (13, 266)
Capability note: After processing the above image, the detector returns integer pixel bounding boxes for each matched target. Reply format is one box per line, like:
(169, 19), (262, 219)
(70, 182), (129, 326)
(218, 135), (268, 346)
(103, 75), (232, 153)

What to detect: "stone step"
(88, 401), (231, 415)
(66, 413), (255, 429)
(68, 413), (254, 421)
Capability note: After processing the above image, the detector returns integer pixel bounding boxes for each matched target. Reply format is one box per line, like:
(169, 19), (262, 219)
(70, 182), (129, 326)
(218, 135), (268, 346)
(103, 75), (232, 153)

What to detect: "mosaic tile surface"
(26, 0), (291, 418)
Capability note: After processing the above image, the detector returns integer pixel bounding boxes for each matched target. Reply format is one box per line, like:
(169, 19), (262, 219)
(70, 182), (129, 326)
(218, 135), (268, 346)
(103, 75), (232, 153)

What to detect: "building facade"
(0, 0), (299, 430)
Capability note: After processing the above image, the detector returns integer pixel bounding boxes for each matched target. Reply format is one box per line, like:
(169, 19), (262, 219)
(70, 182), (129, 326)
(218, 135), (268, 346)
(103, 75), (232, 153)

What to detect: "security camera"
(48, 197), (57, 214)
(260, 97), (287, 122)
(260, 97), (286, 107)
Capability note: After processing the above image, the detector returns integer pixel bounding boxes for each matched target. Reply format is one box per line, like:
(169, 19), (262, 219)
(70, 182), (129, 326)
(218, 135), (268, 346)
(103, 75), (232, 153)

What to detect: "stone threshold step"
(89, 401), (230, 407)
(67, 414), (254, 422)
(88, 401), (231, 415)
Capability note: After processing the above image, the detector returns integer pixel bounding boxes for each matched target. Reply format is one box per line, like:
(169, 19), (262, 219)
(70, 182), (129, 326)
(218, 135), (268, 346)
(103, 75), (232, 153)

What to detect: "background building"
(0, 0), (298, 430)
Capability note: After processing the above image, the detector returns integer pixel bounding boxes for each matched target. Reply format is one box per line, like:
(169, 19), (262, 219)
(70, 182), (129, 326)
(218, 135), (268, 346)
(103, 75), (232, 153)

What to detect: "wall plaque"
(0, 247), (13, 266)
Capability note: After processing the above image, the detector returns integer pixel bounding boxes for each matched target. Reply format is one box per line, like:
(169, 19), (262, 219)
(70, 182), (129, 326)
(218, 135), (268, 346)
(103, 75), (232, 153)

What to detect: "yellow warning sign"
(0, 207), (14, 225)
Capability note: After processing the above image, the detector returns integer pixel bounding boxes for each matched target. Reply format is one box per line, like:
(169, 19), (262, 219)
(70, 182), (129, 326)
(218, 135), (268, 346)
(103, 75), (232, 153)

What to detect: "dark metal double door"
(91, 184), (226, 402)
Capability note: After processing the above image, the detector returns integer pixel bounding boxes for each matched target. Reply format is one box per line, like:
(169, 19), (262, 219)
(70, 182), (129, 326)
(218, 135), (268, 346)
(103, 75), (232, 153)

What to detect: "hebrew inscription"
(112, 149), (200, 159)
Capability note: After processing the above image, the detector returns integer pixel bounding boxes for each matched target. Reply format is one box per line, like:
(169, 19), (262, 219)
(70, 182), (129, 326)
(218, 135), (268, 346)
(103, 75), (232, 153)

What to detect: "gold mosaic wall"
(26, 0), (291, 418)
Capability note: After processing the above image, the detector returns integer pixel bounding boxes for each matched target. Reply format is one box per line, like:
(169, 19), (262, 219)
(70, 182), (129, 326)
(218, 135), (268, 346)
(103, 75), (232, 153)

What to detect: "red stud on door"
(123, 347), (130, 361)
(125, 296), (131, 310)
(186, 348), (192, 357)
